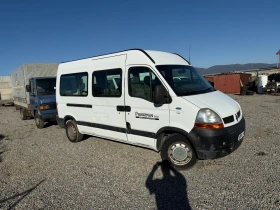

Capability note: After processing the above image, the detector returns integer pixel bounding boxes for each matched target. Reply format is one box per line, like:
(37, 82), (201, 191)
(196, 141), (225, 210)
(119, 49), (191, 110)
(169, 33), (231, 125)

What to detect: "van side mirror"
(26, 85), (31, 92)
(154, 85), (171, 104)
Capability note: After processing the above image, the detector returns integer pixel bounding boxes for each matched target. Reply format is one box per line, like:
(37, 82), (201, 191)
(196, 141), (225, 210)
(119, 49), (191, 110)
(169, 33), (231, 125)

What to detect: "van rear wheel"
(161, 134), (197, 170)
(20, 108), (27, 120)
(66, 119), (84, 143)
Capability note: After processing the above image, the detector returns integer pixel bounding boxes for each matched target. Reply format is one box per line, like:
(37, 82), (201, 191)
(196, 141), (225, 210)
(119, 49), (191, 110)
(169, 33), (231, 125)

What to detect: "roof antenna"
(189, 45), (191, 64)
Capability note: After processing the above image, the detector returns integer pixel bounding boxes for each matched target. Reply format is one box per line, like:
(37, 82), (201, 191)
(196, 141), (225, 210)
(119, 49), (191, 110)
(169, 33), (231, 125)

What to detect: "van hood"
(37, 95), (56, 104)
(182, 90), (240, 118)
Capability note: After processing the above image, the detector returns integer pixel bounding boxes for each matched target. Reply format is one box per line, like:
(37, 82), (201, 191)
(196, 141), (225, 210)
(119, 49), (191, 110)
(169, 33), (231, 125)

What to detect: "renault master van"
(56, 49), (245, 169)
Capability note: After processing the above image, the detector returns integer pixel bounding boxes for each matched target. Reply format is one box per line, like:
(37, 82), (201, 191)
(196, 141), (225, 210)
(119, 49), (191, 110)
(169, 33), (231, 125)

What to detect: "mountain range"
(195, 63), (277, 75)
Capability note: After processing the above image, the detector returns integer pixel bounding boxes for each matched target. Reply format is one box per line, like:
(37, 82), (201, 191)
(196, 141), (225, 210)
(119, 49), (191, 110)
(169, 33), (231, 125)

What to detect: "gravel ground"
(0, 94), (279, 210)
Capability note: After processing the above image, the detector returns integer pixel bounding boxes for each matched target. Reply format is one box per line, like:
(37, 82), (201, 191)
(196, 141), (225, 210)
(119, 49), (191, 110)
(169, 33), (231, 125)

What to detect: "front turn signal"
(194, 123), (224, 129)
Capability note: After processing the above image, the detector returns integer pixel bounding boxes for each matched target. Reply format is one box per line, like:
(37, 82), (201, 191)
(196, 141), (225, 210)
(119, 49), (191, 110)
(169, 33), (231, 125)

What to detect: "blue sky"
(0, 0), (279, 75)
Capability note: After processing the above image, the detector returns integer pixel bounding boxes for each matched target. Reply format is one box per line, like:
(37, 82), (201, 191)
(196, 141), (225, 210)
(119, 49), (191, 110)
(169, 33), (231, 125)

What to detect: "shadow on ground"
(146, 161), (192, 210)
(0, 179), (46, 210)
(44, 121), (58, 128)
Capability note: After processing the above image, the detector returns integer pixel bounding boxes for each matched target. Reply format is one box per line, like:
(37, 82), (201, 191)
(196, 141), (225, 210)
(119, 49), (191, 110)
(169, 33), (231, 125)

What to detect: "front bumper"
(190, 117), (246, 159)
(39, 111), (57, 121)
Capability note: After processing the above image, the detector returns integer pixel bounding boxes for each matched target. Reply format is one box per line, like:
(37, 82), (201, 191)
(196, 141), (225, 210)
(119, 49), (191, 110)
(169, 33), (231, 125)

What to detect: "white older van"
(56, 49), (245, 169)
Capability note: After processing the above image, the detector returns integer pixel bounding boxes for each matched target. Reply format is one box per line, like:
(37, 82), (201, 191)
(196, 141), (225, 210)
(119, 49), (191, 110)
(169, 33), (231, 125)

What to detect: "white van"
(56, 49), (245, 169)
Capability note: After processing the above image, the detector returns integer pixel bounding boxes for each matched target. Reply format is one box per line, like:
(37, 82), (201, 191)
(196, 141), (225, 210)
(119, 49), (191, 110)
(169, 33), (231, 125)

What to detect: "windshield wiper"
(178, 90), (199, 96)
(178, 87), (214, 96)
(201, 87), (214, 92)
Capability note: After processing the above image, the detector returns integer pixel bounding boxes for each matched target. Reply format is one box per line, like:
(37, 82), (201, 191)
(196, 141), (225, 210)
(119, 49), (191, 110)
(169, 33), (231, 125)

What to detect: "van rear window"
(60, 72), (88, 96)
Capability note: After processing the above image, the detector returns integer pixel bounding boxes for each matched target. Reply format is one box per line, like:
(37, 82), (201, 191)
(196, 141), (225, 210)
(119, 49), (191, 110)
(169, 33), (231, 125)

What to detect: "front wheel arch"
(63, 115), (76, 127)
(155, 127), (196, 151)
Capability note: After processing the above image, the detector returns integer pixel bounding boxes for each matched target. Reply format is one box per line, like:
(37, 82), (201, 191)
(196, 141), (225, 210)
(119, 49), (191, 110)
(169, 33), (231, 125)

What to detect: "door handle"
(117, 106), (125, 112)
(125, 106), (131, 112)
(116, 106), (131, 112)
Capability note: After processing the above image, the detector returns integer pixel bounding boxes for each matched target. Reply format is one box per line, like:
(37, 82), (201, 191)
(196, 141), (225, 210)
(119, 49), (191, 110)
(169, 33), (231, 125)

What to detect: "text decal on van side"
(135, 112), (159, 120)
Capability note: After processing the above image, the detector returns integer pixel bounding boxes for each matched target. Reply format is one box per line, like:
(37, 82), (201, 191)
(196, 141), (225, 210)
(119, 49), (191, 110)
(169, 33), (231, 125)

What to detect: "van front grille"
(236, 110), (241, 119)
(47, 103), (56, 110)
(223, 110), (241, 124)
(223, 115), (234, 124)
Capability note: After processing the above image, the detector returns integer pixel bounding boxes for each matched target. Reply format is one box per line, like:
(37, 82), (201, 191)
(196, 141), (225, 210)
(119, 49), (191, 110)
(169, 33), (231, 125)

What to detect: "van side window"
(60, 72), (88, 96)
(128, 66), (163, 102)
(92, 69), (122, 97)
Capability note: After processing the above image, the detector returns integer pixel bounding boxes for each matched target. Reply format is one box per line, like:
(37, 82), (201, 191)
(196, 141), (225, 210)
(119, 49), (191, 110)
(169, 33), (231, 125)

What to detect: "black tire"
(241, 86), (248, 91)
(240, 91), (246, 95)
(20, 108), (27, 120)
(65, 119), (84, 143)
(246, 91), (254, 95)
(34, 112), (45, 129)
(248, 82), (253, 87)
(160, 133), (197, 170)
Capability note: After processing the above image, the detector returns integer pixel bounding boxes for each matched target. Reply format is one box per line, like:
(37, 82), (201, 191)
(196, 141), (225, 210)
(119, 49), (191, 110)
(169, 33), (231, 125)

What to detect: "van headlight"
(194, 108), (224, 129)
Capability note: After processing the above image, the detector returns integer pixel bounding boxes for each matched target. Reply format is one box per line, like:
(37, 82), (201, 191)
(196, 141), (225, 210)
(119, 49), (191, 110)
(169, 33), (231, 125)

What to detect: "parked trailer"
(10, 63), (58, 128)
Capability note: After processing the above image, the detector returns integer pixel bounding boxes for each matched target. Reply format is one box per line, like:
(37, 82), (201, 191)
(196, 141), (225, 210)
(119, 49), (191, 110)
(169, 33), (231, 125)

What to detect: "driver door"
(29, 79), (36, 115)
(125, 65), (170, 148)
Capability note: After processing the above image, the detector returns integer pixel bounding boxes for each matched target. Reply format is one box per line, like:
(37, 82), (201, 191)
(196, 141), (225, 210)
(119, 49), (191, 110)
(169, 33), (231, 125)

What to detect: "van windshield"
(156, 65), (215, 96)
(36, 78), (56, 96)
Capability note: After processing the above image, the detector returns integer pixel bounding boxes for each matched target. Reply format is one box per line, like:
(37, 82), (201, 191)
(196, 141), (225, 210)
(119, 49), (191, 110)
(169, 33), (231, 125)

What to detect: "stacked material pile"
(0, 76), (13, 105)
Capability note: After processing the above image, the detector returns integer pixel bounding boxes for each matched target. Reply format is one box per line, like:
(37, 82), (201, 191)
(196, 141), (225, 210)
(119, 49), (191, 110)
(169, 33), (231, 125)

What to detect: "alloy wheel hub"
(169, 143), (192, 164)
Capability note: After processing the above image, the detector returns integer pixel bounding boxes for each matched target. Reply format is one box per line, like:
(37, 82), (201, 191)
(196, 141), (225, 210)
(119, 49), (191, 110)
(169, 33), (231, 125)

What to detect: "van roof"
(61, 49), (190, 66)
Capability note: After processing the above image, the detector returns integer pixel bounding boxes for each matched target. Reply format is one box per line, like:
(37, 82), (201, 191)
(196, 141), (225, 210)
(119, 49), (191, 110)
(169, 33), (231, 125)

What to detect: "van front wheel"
(161, 134), (197, 170)
(35, 112), (45, 129)
(66, 120), (84, 143)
